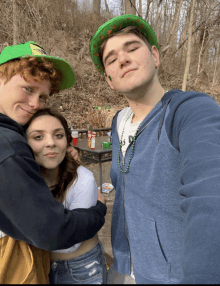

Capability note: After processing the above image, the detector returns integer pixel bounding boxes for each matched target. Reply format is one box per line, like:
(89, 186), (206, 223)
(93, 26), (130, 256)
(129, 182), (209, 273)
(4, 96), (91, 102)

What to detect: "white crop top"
(0, 166), (98, 254)
(52, 165), (98, 253)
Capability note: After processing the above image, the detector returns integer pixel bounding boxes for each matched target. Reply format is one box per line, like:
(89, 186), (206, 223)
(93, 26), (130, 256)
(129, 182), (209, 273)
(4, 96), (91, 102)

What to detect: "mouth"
(45, 153), (58, 158)
(122, 69), (136, 78)
(20, 106), (35, 115)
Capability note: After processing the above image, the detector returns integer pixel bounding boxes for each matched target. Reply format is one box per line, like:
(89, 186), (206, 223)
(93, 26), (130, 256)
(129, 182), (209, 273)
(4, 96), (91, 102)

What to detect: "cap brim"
(90, 14), (159, 75)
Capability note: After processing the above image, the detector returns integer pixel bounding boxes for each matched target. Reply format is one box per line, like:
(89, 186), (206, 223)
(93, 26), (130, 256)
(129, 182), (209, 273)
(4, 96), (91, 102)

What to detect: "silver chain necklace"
(117, 91), (168, 173)
(118, 112), (142, 173)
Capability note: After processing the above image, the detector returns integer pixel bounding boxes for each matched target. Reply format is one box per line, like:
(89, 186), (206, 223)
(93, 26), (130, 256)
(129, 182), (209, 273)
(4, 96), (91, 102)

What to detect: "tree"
(12, 0), (18, 45)
(145, 0), (153, 21)
(161, 0), (184, 57)
(195, 24), (208, 85)
(182, 0), (196, 91)
(211, 42), (220, 88)
(125, 0), (136, 15)
(139, 0), (142, 17)
(93, 0), (101, 20)
(104, 0), (110, 19)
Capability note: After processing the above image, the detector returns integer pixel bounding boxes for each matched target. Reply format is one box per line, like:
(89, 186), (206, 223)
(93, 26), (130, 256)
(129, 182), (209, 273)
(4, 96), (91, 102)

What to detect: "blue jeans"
(49, 241), (107, 284)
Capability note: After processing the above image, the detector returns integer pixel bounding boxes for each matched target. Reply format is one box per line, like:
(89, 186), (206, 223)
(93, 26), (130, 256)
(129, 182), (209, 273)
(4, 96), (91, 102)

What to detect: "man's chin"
(119, 84), (142, 97)
(15, 117), (30, 126)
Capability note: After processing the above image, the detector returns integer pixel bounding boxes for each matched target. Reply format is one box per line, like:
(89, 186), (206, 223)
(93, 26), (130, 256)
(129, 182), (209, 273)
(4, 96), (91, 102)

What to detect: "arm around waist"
(0, 155), (107, 251)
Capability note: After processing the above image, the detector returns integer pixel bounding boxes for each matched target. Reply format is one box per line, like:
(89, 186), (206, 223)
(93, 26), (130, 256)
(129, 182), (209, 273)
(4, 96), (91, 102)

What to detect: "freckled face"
(103, 33), (160, 94)
(0, 74), (50, 125)
(26, 115), (68, 170)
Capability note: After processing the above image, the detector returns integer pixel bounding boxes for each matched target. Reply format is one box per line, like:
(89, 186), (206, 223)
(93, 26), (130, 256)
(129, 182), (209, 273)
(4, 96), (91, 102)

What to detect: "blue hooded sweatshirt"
(110, 89), (220, 284)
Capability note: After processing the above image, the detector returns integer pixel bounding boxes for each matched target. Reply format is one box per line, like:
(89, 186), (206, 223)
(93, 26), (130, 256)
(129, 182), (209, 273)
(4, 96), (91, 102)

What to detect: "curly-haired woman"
(25, 107), (107, 284)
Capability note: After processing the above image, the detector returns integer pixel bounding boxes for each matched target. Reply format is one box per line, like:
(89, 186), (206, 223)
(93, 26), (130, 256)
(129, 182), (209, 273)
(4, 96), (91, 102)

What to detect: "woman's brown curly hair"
(24, 107), (80, 202)
(0, 56), (63, 95)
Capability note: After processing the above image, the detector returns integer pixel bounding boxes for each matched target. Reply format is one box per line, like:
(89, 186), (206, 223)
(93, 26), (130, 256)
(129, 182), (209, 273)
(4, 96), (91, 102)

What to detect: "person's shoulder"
(166, 89), (219, 131)
(169, 89), (215, 106)
(118, 106), (131, 117)
(116, 107), (131, 127)
(165, 89), (218, 119)
(66, 166), (97, 200)
(70, 165), (96, 189)
(0, 126), (16, 160)
(77, 165), (95, 181)
(0, 125), (33, 163)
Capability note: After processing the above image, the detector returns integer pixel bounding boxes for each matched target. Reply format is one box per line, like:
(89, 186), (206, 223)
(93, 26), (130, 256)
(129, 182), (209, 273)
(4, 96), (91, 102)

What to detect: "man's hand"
(98, 188), (106, 205)
(67, 146), (80, 163)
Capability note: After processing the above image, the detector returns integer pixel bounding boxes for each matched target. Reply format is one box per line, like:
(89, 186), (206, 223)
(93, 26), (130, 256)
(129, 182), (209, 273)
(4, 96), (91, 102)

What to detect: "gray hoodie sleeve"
(168, 91), (220, 283)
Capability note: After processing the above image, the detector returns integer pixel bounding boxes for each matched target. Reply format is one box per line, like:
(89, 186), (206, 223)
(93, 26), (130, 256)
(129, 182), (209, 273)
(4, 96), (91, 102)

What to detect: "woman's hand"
(98, 188), (106, 205)
(67, 146), (81, 163)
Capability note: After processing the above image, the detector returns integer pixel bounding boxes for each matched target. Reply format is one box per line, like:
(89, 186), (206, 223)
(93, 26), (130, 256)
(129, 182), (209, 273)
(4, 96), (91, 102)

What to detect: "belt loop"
(65, 260), (69, 271)
(52, 261), (57, 269)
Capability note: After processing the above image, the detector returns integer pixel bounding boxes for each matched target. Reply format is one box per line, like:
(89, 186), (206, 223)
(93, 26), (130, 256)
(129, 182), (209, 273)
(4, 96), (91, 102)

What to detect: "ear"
(104, 72), (115, 90)
(151, 46), (160, 68)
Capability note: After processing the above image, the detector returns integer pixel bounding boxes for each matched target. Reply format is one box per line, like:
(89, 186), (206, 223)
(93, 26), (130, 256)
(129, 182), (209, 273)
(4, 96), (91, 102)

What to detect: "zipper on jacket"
(118, 112), (159, 275)
(122, 153), (132, 274)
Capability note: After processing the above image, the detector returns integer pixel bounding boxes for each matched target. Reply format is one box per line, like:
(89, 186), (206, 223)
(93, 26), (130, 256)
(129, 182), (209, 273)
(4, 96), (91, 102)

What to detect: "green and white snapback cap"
(0, 41), (75, 90)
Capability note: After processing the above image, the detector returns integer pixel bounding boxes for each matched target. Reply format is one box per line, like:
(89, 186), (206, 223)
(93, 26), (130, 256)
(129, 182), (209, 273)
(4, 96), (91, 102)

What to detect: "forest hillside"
(1, 0), (220, 129)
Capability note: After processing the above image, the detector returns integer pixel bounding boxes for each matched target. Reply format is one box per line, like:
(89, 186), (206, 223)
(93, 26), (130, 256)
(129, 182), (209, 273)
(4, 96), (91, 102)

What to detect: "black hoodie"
(0, 113), (106, 251)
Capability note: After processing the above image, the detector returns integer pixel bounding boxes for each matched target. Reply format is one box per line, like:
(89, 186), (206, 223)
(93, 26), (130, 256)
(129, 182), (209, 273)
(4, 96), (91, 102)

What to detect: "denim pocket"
(69, 261), (102, 283)
(68, 242), (106, 284)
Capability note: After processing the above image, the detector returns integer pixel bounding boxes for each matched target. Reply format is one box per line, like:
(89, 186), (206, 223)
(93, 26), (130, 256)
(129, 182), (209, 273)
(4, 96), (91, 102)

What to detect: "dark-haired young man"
(0, 41), (106, 283)
(90, 15), (220, 284)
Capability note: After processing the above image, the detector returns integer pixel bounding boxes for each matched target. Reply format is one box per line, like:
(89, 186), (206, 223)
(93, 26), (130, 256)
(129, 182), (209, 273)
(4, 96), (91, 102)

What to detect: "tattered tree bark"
(125, 0), (136, 15)
(92, 0), (101, 21)
(182, 0), (196, 91)
(12, 0), (18, 45)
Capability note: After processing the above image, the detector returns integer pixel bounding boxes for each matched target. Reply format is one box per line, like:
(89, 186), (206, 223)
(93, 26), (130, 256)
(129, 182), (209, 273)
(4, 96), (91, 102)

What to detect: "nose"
(118, 51), (130, 68)
(27, 95), (43, 110)
(45, 135), (56, 147)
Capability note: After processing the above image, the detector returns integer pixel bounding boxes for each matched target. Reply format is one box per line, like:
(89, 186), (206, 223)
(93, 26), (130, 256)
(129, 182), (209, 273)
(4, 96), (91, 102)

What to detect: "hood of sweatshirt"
(0, 112), (26, 137)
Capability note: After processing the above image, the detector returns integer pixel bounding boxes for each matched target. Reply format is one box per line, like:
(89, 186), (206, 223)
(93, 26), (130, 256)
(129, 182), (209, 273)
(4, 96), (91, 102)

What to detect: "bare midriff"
(50, 234), (99, 261)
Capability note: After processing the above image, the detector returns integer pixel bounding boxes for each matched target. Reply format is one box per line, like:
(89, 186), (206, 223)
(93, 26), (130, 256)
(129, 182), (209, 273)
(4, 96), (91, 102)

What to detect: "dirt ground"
(82, 161), (115, 268)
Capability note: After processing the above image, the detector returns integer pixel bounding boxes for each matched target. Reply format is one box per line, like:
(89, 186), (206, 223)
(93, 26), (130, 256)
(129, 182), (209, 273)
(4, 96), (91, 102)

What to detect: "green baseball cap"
(0, 41), (75, 90)
(90, 14), (159, 75)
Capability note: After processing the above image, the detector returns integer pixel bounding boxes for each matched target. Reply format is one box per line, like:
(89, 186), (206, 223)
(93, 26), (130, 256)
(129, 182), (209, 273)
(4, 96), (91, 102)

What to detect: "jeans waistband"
(50, 241), (104, 270)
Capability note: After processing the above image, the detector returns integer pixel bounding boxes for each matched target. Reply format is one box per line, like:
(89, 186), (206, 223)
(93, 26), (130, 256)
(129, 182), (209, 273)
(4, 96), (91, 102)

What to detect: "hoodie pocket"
(126, 208), (170, 282)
